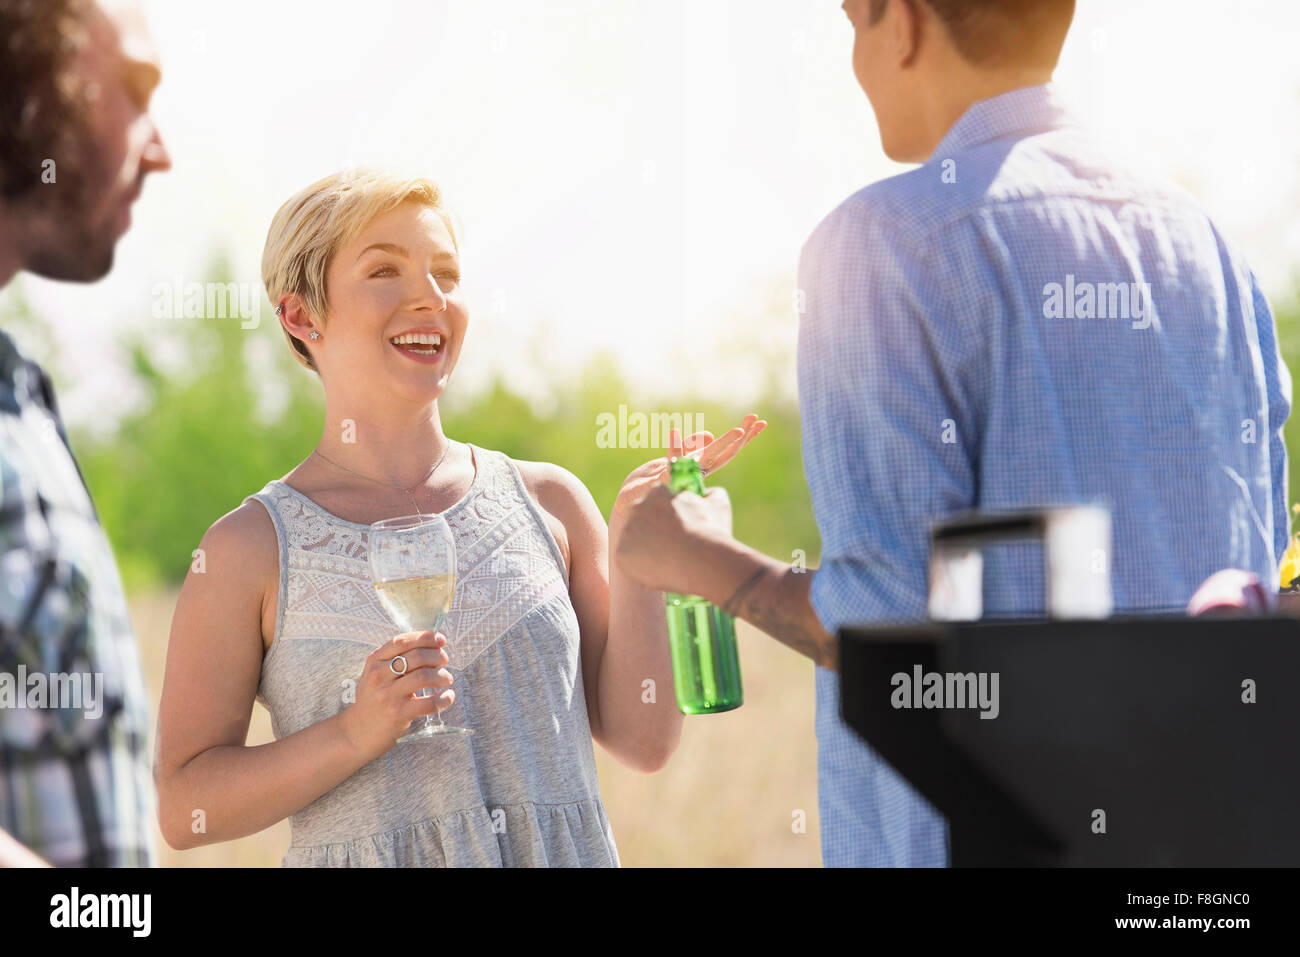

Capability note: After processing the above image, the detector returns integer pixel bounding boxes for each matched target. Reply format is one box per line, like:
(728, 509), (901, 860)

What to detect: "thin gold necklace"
(311, 440), (453, 519)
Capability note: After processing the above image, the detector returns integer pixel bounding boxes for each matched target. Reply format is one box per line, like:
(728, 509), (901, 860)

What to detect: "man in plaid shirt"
(0, 0), (170, 866)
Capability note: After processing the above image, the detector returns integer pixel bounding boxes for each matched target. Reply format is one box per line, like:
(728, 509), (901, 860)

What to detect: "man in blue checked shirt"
(0, 0), (171, 866)
(616, 0), (1290, 867)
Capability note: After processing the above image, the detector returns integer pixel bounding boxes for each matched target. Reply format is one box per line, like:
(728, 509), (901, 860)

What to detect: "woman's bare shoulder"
(189, 499), (280, 603)
(177, 499), (282, 650)
(202, 499), (278, 557)
(509, 458), (599, 518)
(507, 458), (609, 577)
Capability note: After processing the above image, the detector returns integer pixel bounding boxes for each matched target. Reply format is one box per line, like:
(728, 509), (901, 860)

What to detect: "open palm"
(610, 413), (766, 529)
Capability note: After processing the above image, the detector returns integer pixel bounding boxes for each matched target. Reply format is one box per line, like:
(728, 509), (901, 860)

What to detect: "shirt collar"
(0, 329), (23, 392)
(0, 329), (49, 415)
(929, 83), (1075, 160)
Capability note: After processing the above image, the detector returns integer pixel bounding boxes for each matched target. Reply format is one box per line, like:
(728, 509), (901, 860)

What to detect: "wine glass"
(368, 514), (473, 739)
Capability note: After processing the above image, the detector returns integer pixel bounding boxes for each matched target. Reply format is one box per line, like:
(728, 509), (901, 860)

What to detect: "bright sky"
(6, 0), (1300, 430)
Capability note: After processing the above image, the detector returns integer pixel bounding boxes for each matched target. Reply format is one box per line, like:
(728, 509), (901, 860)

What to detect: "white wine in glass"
(369, 514), (473, 740)
(374, 575), (455, 631)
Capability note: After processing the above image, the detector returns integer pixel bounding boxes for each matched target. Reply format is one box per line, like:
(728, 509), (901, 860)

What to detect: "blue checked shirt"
(797, 84), (1290, 867)
(0, 330), (155, 866)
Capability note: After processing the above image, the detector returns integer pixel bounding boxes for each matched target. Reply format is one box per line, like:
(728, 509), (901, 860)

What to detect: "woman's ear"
(277, 293), (318, 344)
(275, 293), (321, 367)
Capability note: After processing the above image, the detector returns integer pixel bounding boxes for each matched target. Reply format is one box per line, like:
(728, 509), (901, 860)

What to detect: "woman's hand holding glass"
(339, 630), (455, 760)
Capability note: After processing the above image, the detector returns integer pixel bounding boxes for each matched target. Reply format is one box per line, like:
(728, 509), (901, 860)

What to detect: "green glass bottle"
(664, 457), (744, 715)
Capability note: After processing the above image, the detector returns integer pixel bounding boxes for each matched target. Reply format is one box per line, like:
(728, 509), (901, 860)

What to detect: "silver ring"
(389, 655), (408, 676)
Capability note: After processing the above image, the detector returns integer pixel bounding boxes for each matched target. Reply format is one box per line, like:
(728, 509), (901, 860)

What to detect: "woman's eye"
(368, 265), (458, 282)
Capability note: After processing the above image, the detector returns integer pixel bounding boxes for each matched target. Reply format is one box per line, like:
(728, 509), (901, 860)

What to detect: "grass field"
(129, 588), (823, 867)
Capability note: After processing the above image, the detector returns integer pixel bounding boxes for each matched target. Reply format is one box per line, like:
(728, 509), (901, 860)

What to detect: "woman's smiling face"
(315, 200), (468, 405)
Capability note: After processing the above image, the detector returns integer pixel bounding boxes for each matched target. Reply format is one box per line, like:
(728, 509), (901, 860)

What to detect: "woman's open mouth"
(389, 332), (446, 363)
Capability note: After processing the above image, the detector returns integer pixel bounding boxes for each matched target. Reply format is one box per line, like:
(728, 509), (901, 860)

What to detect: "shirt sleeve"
(1249, 273), (1292, 566)
(0, 402), (132, 866)
(797, 200), (978, 635)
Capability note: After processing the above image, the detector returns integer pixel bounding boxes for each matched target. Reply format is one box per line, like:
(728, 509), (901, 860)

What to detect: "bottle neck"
(667, 458), (705, 495)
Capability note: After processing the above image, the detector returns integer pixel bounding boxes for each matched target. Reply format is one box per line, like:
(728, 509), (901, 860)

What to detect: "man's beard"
(17, 117), (120, 283)
(24, 211), (116, 281)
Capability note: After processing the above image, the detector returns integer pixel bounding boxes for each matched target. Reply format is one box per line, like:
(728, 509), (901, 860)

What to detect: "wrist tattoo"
(723, 566), (769, 618)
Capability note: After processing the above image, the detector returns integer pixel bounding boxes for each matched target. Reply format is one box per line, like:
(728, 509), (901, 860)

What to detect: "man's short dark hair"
(0, 0), (94, 203)
(868, 0), (1076, 70)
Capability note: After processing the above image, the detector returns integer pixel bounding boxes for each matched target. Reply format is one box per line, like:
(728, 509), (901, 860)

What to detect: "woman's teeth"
(390, 332), (442, 354)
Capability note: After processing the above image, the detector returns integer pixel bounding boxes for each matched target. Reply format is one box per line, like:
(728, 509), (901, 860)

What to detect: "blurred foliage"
(40, 260), (819, 593)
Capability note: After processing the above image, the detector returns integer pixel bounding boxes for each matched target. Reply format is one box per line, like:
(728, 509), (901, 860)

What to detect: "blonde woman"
(154, 169), (764, 866)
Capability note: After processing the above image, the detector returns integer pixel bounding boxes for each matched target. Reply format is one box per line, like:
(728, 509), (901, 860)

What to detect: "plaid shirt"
(0, 329), (154, 866)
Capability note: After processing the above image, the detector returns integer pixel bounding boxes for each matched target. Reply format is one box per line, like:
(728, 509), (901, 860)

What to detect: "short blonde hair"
(261, 168), (459, 372)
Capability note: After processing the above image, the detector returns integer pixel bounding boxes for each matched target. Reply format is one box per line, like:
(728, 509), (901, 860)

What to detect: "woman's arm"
(518, 419), (765, 773)
(605, 510), (684, 769)
(524, 464), (683, 773)
(0, 828), (50, 867)
(154, 503), (452, 849)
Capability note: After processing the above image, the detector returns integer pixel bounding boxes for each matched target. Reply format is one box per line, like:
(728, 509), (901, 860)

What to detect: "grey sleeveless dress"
(244, 443), (620, 867)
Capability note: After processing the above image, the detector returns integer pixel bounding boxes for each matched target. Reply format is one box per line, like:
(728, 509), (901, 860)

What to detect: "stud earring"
(309, 331), (321, 340)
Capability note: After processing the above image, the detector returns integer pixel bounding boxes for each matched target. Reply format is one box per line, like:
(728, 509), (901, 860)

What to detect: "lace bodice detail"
(259, 443), (570, 671)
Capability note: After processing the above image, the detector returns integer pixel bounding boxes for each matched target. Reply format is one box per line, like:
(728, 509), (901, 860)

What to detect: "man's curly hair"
(0, 0), (94, 203)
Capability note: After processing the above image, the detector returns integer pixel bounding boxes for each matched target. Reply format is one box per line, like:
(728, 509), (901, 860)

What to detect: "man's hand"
(615, 483), (735, 596)
(1186, 569), (1278, 616)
